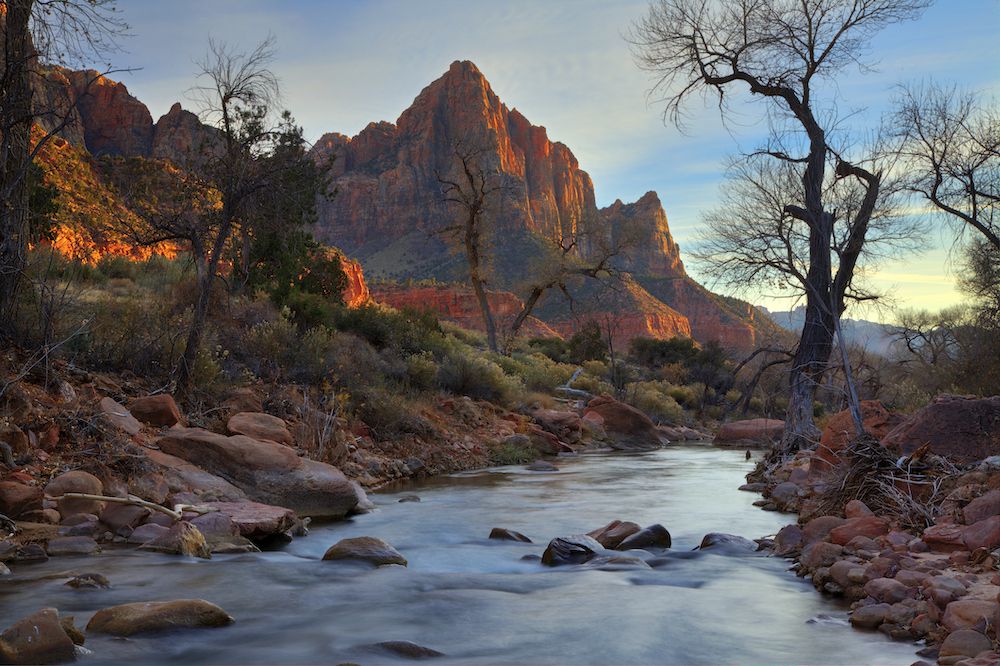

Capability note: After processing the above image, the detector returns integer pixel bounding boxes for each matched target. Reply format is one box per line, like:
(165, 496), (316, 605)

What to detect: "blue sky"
(111, 0), (999, 316)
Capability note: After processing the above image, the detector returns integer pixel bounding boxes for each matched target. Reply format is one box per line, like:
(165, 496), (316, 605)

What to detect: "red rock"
(310, 60), (762, 350)
(43, 470), (104, 517)
(800, 541), (844, 571)
(156, 428), (362, 518)
(829, 517), (890, 546)
(882, 395), (1000, 463)
(714, 419), (783, 445)
(962, 516), (1000, 551)
(962, 489), (1000, 525)
(339, 254), (370, 307)
(0, 482), (42, 519)
(844, 499), (875, 518)
(941, 599), (1000, 632)
(151, 102), (224, 164)
(924, 522), (968, 552)
(863, 577), (911, 604)
(195, 501), (296, 540)
(144, 448), (247, 503)
(774, 524), (804, 556)
(98, 396), (142, 435)
(374, 284), (561, 340)
(62, 68), (154, 156)
(100, 503), (150, 532)
(532, 409), (583, 445)
(86, 599), (233, 636)
(849, 602), (892, 629)
(939, 629), (993, 661)
(586, 520), (641, 549)
(227, 412), (294, 447)
(129, 394), (182, 427)
(582, 397), (661, 451)
(802, 516), (847, 544)
(0, 608), (77, 664)
(814, 401), (903, 472)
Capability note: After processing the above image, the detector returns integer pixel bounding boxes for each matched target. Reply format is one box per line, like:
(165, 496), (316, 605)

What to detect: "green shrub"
(437, 348), (522, 403)
(96, 255), (137, 280)
(405, 352), (439, 391)
(488, 437), (536, 466)
(628, 381), (685, 423)
(527, 336), (570, 362)
(629, 336), (698, 368)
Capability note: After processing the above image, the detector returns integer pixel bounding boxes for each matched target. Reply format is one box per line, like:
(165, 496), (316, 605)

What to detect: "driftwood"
(555, 368), (594, 401)
(44, 493), (218, 522)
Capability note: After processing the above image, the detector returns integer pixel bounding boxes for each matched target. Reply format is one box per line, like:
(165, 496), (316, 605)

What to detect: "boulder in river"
(540, 535), (604, 566)
(697, 533), (758, 552)
(323, 537), (407, 566)
(0, 608), (77, 665)
(360, 641), (445, 659)
(617, 524), (672, 551)
(138, 521), (211, 559)
(194, 501), (296, 541)
(46, 536), (100, 556)
(156, 427), (363, 518)
(489, 528), (532, 543)
(65, 573), (110, 589)
(86, 599), (234, 636)
(582, 397), (661, 451)
(587, 520), (641, 549)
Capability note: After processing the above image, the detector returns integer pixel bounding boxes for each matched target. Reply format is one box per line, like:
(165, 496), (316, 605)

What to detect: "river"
(0, 444), (920, 665)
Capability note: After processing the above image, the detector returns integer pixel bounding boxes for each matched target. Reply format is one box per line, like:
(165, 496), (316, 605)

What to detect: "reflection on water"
(0, 445), (918, 665)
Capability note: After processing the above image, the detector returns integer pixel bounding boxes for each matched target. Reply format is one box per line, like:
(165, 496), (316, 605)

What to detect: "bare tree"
(631, 0), (929, 450)
(0, 0), (126, 336)
(892, 83), (999, 249)
(106, 37), (318, 395)
(437, 141), (508, 352)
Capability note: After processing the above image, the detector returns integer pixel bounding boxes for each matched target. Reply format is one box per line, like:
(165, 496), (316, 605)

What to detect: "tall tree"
(631, 0), (929, 450)
(0, 0), (124, 335)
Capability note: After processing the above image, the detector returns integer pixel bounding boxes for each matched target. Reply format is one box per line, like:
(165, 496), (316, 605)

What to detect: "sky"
(108, 0), (999, 318)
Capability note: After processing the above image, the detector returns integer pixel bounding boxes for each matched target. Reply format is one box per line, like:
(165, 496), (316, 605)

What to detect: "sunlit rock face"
(311, 60), (766, 349)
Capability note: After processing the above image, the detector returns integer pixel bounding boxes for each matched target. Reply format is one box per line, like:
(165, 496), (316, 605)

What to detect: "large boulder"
(714, 419), (783, 446)
(582, 397), (660, 451)
(43, 470), (104, 517)
(617, 524), (672, 551)
(963, 489), (1000, 525)
(587, 520), (640, 549)
(226, 412), (293, 447)
(128, 394), (182, 427)
(0, 482), (42, 519)
(195, 501), (296, 540)
(541, 535), (604, 566)
(86, 599), (233, 636)
(156, 427), (362, 518)
(881, 395), (1000, 463)
(144, 448), (247, 503)
(0, 608), (77, 665)
(322, 537), (407, 566)
(814, 401), (904, 473)
(532, 409), (582, 445)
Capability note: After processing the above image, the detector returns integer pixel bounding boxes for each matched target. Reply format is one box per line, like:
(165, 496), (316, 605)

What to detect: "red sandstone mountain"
(310, 60), (769, 349)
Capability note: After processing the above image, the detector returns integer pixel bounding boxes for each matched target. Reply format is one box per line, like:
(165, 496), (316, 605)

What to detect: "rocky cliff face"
(340, 256), (370, 308)
(312, 60), (762, 350)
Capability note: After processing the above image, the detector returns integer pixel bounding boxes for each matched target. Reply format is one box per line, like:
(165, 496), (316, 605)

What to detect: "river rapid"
(1, 444), (920, 665)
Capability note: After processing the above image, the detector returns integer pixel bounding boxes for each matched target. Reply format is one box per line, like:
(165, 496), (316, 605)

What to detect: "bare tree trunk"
(465, 218), (497, 353)
(0, 0), (35, 336)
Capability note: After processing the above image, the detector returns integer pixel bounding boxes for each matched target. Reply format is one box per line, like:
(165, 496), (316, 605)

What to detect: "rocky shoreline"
(743, 398), (1000, 666)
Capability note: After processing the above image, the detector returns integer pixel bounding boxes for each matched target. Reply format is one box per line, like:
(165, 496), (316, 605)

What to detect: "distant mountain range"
(761, 307), (898, 357)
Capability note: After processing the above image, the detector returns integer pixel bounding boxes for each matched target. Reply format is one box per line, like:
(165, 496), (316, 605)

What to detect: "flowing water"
(1, 444), (920, 665)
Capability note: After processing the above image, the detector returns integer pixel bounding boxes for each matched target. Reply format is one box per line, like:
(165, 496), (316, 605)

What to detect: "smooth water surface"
(0, 445), (919, 665)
